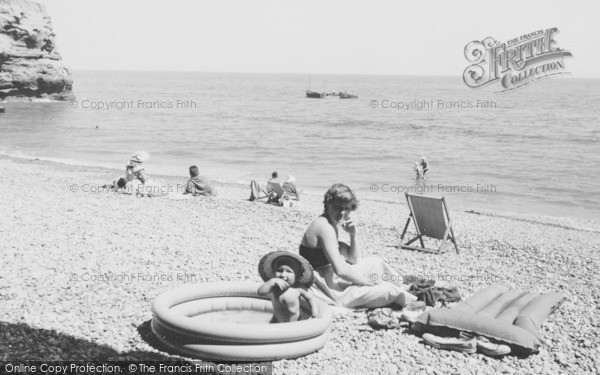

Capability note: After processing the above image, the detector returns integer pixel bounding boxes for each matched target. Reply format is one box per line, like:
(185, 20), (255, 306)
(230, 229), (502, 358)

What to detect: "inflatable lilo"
(151, 281), (333, 361)
(414, 284), (565, 356)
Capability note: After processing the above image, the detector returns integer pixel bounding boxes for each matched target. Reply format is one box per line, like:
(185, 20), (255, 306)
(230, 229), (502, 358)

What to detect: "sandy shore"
(0, 154), (598, 374)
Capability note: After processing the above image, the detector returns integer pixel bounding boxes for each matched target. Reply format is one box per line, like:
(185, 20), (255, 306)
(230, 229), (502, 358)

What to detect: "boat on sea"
(306, 90), (326, 99)
(305, 75), (326, 98)
(339, 91), (358, 99)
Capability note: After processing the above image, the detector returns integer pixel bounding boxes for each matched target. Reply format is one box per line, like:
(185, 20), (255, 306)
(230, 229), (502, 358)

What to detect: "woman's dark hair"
(323, 183), (359, 213)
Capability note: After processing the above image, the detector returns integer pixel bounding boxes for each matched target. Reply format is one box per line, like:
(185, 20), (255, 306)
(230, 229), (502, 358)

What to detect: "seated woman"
(299, 183), (416, 308)
(124, 151), (165, 197)
(124, 151), (149, 194)
(282, 175), (300, 201)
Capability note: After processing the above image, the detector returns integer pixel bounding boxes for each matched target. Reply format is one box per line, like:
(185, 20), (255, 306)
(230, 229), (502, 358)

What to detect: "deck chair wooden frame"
(266, 182), (289, 204)
(400, 193), (459, 254)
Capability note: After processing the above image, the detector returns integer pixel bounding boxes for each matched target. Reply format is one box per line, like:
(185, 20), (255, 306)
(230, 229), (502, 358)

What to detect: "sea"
(1, 71), (599, 222)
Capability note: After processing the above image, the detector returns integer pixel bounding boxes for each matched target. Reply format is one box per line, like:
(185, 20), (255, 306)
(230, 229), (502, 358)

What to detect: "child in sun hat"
(258, 251), (320, 323)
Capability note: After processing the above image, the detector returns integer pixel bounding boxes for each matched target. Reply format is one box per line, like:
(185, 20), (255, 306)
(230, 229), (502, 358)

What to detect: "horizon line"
(67, 68), (600, 80)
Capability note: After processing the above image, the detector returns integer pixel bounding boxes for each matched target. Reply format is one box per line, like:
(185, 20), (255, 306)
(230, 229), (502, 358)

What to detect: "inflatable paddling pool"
(151, 281), (333, 361)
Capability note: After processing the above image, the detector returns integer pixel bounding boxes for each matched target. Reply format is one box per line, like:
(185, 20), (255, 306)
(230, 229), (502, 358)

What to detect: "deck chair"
(266, 181), (288, 205)
(400, 193), (459, 254)
(249, 180), (269, 201)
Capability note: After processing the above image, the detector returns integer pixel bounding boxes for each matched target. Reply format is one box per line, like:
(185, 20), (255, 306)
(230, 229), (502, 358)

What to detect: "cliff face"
(0, 0), (73, 100)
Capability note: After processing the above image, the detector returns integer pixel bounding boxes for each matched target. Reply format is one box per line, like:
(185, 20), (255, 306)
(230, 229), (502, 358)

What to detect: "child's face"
(275, 265), (296, 285)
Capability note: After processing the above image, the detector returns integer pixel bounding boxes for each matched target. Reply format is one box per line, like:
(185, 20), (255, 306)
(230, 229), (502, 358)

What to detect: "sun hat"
(130, 150), (150, 163)
(258, 251), (314, 288)
(285, 175), (296, 183)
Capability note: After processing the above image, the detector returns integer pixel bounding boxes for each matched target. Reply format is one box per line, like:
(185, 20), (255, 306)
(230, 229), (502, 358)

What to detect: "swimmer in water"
(413, 162), (423, 179)
(420, 157), (429, 177)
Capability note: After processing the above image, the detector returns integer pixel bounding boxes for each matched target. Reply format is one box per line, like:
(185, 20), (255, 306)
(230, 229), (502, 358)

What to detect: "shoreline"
(1, 153), (597, 233)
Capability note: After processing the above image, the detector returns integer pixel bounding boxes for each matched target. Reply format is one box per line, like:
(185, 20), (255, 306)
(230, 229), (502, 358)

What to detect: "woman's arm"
(339, 219), (359, 264)
(318, 223), (375, 286)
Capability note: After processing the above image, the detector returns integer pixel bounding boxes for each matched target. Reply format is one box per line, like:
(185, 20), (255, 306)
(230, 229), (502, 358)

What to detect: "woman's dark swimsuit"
(299, 244), (330, 268)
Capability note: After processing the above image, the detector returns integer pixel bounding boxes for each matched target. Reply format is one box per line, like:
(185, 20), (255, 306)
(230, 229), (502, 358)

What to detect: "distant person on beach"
(298, 183), (417, 308)
(266, 171), (279, 194)
(269, 171), (279, 183)
(420, 157), (429, 177)
(268, 171), (278, 184)
(124, 151), (166, 197)
(184, 165), (216, 196)
(413, 162), (423, 179)
(258, 251), (320, 322)
(282, 175), (300, 201)
(125, 151), (150, 193)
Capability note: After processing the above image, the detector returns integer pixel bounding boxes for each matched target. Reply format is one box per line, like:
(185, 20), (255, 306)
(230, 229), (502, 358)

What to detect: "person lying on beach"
(184, 165), (216, 196)
(299, 183), (417, 308)
(413, 162), (423, 179)
(258, 252), (319, 323)
(282, 175), (300, 200)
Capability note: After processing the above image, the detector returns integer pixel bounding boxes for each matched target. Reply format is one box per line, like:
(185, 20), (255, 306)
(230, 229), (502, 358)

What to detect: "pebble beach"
(1, 154), (599, 375)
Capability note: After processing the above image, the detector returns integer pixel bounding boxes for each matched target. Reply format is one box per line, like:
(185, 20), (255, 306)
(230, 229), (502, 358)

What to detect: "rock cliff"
(0, 0), (73, 100)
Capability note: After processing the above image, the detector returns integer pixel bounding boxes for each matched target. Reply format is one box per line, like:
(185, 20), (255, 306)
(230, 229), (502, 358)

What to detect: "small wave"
(161, 150), (200, 158)
(566, 137), (600, 145)
(407, 123), (427, 130)
(464, 210), (600, 233)
(0, 151), (122, 171)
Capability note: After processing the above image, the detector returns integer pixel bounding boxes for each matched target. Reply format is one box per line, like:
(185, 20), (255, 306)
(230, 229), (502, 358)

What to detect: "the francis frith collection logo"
(463, 27), (572, 91)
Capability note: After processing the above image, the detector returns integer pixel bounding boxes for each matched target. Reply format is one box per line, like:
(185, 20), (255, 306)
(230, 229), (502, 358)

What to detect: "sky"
(39, 0), (600, 77)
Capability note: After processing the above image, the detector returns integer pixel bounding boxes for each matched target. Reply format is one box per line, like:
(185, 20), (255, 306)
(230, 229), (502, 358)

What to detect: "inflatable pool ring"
(151, 281), (333, 361)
